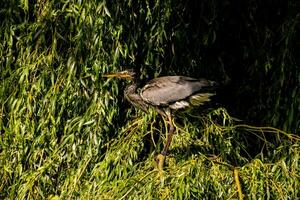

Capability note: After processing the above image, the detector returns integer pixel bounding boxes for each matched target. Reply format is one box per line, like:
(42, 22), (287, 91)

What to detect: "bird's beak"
(103, 72), (131, 79)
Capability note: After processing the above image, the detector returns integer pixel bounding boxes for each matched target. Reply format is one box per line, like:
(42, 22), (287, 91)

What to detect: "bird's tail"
(189, 92), (216, 106)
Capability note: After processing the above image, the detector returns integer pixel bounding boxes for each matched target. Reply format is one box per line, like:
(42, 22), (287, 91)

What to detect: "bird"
(103, 69), (217, 170)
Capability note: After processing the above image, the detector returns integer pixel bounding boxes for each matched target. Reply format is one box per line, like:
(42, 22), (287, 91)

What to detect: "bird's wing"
(140, 76), (216, 106)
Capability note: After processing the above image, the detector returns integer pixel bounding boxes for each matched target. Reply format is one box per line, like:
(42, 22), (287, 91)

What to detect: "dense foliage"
(0, 0), (299, 199)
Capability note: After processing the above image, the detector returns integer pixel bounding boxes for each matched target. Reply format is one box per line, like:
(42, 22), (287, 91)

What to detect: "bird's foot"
(155, 153), (166, 178)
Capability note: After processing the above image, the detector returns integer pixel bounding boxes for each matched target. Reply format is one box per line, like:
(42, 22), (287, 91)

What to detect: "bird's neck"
(124, 81), (149, 112)
(124, 82), (139, 104)
(125, 82), (138, 95)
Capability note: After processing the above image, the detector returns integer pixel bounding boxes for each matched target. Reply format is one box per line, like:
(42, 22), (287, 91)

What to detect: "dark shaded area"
(112, 0), (300, 133)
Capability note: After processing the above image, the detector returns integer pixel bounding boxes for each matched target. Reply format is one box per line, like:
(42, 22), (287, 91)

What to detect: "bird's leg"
(156, 110), (174, 173)
(161, 113), (174, 156)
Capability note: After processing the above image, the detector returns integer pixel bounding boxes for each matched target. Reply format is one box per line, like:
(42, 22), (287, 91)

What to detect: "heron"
(104, 69), (217, 170)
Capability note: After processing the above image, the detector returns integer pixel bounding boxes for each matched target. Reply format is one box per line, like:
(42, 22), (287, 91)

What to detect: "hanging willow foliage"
(0, 0), (299, 199)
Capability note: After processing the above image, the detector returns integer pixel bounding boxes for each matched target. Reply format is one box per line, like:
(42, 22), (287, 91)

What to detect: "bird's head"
(103, 69), (136, 80)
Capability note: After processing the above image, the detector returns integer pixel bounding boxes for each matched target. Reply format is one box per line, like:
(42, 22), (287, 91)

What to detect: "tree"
(0, 0), (299, 199)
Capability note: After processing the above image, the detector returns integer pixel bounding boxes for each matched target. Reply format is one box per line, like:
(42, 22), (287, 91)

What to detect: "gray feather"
(140, 76), (216, 107)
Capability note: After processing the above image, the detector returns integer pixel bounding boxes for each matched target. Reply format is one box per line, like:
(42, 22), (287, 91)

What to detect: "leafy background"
(0, 0), (299, 199)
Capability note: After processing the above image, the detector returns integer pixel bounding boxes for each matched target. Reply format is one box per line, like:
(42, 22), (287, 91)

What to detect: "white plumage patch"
(189, 93), (215, 106)
(169, 101), (190, 109)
